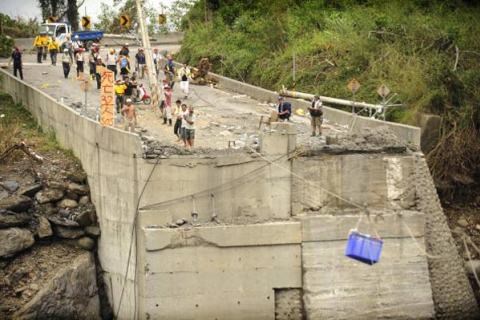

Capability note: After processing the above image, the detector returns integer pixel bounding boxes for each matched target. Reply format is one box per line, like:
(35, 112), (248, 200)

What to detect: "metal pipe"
(280, 88), (384, 111)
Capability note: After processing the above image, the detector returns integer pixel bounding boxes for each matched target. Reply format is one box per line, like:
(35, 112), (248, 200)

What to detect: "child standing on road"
(9, 46), (23, 80)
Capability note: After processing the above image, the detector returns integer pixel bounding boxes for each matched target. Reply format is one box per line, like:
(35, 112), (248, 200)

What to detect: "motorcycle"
(135, 83), (152, 104)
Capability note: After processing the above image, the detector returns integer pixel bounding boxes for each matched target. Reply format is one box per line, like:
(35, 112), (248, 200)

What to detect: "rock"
(326, 135), (339, 145)
(0, 228), (35, 258)
(67, 183), (90, 195)
(3, 181), (19, 192)
(77, 237), (95, 251)
(12, 252), (101, 320)
(0, 210), (32, 228)
(36, 203), (55, 216)
(36, 189), (65, 204)
(457, 218), (469, 228)
(37, 216), (53, 238)
(48, 215), (79, 227)
(29, 284), (39, 292)
(84, 226), (101, 237)
(49, 180), (67, 191)
(78, 196), (90, 205)
(18, 183), (43, 197)
(52, 225), (85, 239)
(57, 199), (78, 209)
(65, 190), (79, 201)
(475, 225), (480, 232)
(476, 196), (480, 204)
(0, 196), (32, 213)
(76, 210), (93, 227)
(68, 171), (87, 183)
(465, 260), (480, 276)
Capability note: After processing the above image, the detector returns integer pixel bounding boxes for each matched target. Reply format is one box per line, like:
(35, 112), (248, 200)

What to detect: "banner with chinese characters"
(97, 66), (114, 126)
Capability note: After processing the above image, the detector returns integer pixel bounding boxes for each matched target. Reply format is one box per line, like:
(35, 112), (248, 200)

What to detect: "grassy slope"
(179, 0), (480, 191)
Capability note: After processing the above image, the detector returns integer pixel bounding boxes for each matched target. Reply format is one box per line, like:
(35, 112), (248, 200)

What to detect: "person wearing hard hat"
(61, 48), (73, 79)
(72, 35), (82, 56)
(121, 98), (137, 132)
(75, 48), (85, 78)
(308, 95), (323, 136)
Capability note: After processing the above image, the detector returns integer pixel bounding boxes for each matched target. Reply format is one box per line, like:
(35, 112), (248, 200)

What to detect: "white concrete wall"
(141, 223), (303, 320)
(292, 154), (416, 214)
(0, 70), (142, 320)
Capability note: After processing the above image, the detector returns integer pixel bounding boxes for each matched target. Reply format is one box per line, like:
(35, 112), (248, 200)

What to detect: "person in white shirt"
(72, 35), (82, 56)
(178, 63), (191, 99)
(153, 48), (162, 75)
(184, 106), (196, 148)
(105, 49), (118, 78)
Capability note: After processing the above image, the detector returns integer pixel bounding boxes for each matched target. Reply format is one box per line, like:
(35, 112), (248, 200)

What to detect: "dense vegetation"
(179, 0), (480, 195)
(0, 14), (39, 38)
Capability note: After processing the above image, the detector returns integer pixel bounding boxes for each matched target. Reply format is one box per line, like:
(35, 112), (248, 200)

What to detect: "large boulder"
(0, 196), (32, 213)
(0, 210), (32, 228)
(11, 252), (101, 320)
(0, 228), (35, 258)
(36, 189), (64, 204)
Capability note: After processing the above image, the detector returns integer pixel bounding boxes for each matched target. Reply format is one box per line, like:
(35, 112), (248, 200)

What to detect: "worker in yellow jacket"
(48, 36), (60, 66)
(33, 33), (49, 63)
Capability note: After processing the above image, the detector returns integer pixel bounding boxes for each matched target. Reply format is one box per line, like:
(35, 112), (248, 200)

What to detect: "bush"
(0, 35), (14, 58)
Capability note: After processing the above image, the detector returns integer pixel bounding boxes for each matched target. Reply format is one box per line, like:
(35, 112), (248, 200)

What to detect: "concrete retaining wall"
(0, 70), (142, 320)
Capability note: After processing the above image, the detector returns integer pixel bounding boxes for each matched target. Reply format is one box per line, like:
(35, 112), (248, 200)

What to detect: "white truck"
(37, 22), (104, 49)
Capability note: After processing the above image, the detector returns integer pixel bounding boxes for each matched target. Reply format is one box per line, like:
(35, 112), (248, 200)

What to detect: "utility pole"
(135, 0), (160, 113)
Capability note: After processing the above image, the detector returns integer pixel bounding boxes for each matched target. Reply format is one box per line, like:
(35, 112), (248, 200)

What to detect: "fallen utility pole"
(135, 0), (160, 112)
(280, 87), (384, 110)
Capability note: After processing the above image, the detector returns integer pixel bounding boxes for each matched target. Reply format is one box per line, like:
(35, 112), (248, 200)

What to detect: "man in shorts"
(184, 106), (195, 148)
(308, 95), (323, 136)
(121, 98), (137, 132)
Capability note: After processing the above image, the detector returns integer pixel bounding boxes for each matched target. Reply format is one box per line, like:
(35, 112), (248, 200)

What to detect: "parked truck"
(37, 22), (104, 50)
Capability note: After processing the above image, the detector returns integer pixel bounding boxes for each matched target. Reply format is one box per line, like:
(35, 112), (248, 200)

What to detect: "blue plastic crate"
(345, 231), (383, 265)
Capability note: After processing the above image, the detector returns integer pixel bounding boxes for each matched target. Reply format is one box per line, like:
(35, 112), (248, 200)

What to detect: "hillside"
(178, 0), (480, 196)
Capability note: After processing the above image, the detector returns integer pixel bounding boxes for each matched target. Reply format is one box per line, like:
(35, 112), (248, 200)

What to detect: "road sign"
(82, 16), (91, 29)
(347, 78), (361, 93)
(377, 84), (390, 98)
(47, 16), (57, 23)
(158, 14), (167, 25)
(120, 15), (130, 27)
